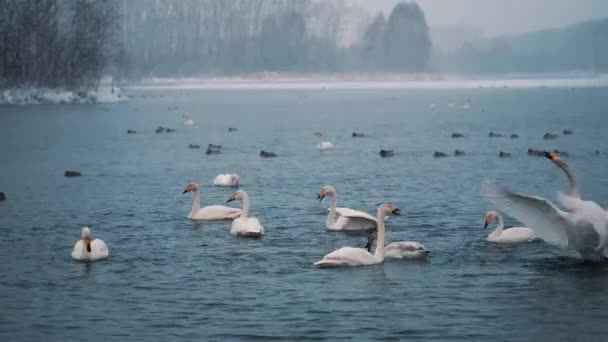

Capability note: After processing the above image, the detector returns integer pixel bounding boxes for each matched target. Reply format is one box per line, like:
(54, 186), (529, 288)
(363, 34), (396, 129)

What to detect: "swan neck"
(240, 192), (250, 218)
(191, 188), (201, 215)
(557, 160), (579, 198)
(494, 213), (505, 234)
(374, 210), (386, 261)
(327, 191), (337, 225)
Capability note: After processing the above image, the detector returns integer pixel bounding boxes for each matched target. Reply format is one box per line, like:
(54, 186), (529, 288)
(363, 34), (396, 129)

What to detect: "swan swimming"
(484, 210), (536, 243)
(183, 114), (195, 126)
(318, 185), (378, 231)
(366, 230), (430, 260)
(482, 154), (608, 261)
(314, 203), (399, 267)
(182, 183), (242, 220)
(71, 227), (109, 261)
(227, 190), (264, 238)
(317, 141), (335, 150)
(213, 174), (240, 187)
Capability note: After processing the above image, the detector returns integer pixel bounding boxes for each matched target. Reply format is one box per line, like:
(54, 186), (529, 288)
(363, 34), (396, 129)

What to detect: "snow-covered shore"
(131, 72), (608, 90)
(0, 85), (127, 105)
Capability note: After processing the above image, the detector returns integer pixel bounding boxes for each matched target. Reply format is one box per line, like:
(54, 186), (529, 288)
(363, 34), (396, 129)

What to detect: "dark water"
(2, 87), (608, 341)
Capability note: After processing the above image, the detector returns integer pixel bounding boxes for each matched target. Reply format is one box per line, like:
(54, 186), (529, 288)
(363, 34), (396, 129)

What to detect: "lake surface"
(2, 85), (608, 341)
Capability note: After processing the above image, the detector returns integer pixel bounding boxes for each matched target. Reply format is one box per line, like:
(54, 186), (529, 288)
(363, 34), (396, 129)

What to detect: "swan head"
(81, 227), (91, 240)
(317, 185), (336, 201)
(182, 183), (199, 194)
(227, 190), (246, 203)
(484, 211), (498, 228)
(379, 203), (400, 216)
(544, 151), (560, 161)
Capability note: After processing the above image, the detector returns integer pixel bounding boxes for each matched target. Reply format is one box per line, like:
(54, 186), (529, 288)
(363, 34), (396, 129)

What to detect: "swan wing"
(386, 241), (428, 252)
(192, 205), (242, 220)
(213, 174), (240, 186)
(481, 181), (570, 247)
(91, 239), (109, 259)
(71, 240), (85, 259)
(335, 208), (377, 222)
(384, 241), (430, 259)
(314, 247), (376, 267)
(231, 217), (264, 237)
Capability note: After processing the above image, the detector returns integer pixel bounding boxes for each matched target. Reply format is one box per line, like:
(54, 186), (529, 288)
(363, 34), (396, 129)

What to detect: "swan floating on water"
(183, 114), (195, 126)
(314, 203), (399, 267)
(484, 211), (536, 243)
(366, 230), (430, 260)
(213, 174), (240, 187)
(317, 141), (335, 150)
(71, 227), (109, 261)
(182, 183), (242, 220)
(318, 185), (377, 231)
(481, 153), (608, 261)
(227, 190), (264, 238)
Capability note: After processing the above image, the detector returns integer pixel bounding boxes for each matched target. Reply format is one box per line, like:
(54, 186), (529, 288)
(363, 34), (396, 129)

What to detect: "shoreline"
(131, 72), (608, 90)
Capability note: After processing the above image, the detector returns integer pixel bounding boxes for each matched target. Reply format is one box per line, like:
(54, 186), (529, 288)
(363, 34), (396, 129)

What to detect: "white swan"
(213, 173), (240, 187)
(482, 180), (608, 261)
(182, 183), (242, 220)
(227, 190), (264, 238)
(317, 141), (335, 150)
(71, 227), (109, 261)
(183, 114), (195, 126)
(314, 203), (399, 267)
(318, 185), (377, 231)
(365, 230), (430, 260)
(484, 210), (536, 243)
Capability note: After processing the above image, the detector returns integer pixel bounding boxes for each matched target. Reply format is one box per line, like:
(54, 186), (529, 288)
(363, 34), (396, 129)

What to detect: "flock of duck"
(65, 111), (608, 265)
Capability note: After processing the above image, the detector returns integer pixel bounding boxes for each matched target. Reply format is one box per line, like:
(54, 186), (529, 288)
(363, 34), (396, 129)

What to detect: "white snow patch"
(0, 83), (127, 105)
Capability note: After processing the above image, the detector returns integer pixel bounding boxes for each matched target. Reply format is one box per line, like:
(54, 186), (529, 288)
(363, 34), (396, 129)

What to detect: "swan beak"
(317, 190), (326, 201)
(544, 151), (559, 160)
(226, 194), (236, 203)
(392, 208), (401, 215)
(484, 217), (490, 228)
(182, 188), (190, 194)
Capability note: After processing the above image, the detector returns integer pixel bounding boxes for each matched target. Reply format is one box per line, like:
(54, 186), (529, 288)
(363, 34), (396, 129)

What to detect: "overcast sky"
(346, 0), (608, 36)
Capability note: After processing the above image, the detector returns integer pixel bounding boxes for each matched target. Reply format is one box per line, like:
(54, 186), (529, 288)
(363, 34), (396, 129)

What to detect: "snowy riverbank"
(0, 85), (127, 105)
(131, 72), (608, 90)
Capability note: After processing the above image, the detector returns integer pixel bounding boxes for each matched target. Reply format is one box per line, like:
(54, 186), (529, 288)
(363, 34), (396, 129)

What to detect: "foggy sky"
(346, 0), (608, 36)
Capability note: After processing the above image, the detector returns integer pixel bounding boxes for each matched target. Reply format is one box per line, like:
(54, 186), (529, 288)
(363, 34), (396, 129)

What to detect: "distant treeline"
(0, 0), (431, 89)
(437, 18), (608, 73)
(0, 0), (122, 90)
(1, 0), (606, 91)
(121, 0), (431, 76)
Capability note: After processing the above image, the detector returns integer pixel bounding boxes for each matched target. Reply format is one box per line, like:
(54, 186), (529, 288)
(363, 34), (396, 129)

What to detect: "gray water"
(1, 87), (608, 341)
